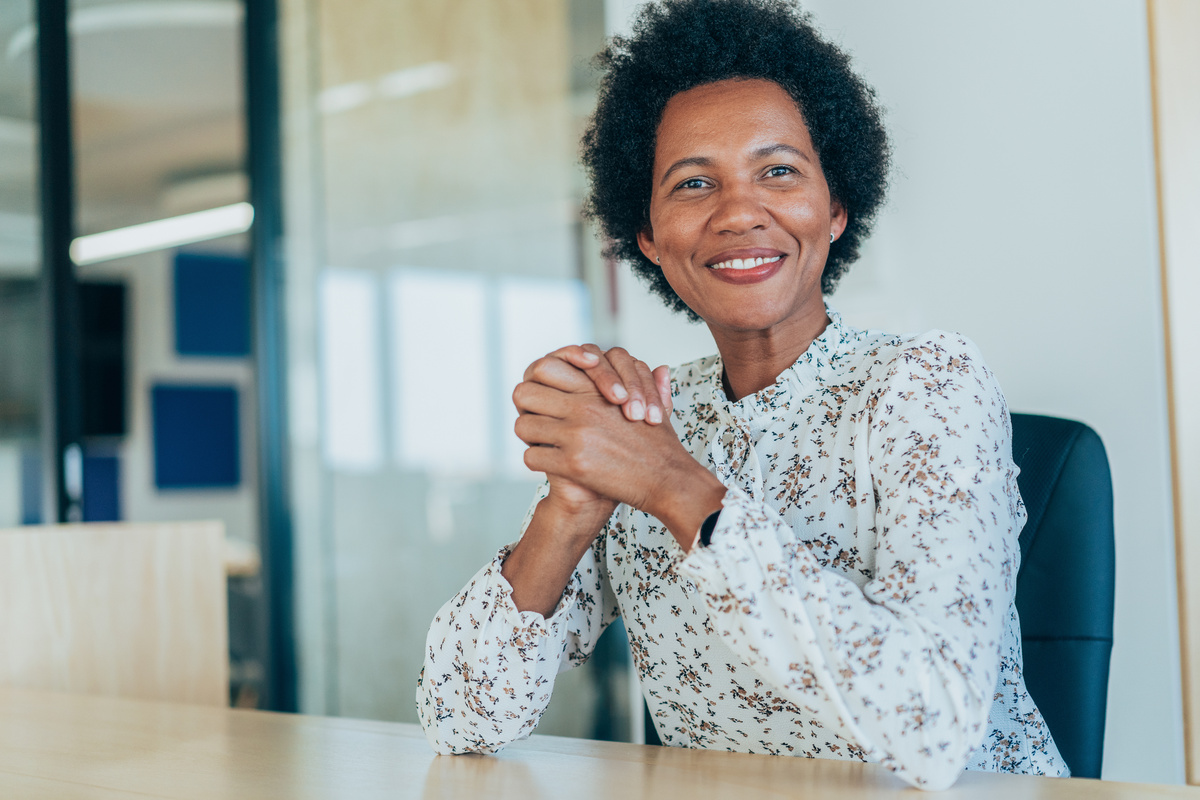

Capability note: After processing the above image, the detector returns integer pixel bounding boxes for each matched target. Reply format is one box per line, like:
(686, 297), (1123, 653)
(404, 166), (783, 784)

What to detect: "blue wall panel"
(20, 451), (42, 525)
(152, 384), (241, 489)
(82, 454), (121, 521)
(174, 253), (251, 357)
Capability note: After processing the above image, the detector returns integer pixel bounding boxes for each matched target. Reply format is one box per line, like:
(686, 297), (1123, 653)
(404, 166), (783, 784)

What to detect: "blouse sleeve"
(675, 333), (1022, 790)
(416, 479), (621, 754)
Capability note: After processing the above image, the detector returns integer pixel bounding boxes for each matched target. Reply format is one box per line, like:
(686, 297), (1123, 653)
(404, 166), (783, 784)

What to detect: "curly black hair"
(581, 0), (891, 321)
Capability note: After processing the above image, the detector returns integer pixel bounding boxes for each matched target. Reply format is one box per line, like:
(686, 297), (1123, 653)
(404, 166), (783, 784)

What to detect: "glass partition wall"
(4, 0), (269, 706)
(0, 0), (46, 527)
(281, 0), (637, 736)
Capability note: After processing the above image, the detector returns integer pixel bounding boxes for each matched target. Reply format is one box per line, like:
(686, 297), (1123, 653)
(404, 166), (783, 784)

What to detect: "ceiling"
(0, 0), (245, 273)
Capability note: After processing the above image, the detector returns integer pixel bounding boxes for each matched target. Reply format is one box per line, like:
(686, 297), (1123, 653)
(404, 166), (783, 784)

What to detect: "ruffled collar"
(698, 304), (854, 425)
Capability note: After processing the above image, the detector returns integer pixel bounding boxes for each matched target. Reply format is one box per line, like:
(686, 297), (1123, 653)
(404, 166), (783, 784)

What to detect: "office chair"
(1010, 413), (1115, 779)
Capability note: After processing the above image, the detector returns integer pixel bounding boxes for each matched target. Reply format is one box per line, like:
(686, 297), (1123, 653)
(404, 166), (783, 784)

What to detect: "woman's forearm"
(501, 495), (613, 617)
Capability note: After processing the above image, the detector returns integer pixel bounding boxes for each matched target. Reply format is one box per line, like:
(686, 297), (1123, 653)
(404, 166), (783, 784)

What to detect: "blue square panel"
(83, 454), (121, 522)
(20, 450), (42, 525)
(174, 253), (251, 356)
(152, 384), (241, 489)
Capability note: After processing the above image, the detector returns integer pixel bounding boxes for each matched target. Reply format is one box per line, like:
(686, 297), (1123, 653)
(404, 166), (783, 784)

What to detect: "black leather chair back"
(1010, 413), (1115, 779)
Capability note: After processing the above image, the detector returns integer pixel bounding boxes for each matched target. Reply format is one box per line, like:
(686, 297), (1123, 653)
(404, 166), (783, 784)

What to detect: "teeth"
(709, 255), (782, 270)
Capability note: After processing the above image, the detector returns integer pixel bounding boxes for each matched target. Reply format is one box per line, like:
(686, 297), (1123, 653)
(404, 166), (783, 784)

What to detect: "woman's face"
(637, 78), (846, 339)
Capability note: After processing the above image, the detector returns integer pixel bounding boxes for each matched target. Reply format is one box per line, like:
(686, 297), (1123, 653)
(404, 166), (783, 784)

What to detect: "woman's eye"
(766, 165), (795, 177)
(676, 178), (707, 190)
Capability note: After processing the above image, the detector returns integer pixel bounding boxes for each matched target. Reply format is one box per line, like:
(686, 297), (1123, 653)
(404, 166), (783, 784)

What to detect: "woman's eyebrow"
(751, 143), (810, 162)
(659, 144), (811, 186)
(660, 156), (713, 186)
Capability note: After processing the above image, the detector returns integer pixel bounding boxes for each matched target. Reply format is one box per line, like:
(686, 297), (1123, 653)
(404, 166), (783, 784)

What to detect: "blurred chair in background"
(1011, 413), (1116, 779)
(0, 521), (228, 706)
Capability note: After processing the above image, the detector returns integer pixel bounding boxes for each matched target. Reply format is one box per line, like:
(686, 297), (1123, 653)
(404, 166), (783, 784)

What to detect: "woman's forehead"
(655, 79), (815, 164)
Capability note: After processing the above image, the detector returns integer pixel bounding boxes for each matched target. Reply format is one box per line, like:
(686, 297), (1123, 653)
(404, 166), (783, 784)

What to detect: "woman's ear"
(636, 227), (659, 265)
(830, 199), (849, 242)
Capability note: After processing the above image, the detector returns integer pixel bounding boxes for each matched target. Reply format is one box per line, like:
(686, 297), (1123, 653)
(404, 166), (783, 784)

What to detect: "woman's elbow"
(884, 704), (988, 790)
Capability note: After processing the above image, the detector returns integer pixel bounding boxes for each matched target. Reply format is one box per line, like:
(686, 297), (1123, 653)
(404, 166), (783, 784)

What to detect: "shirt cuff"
(492, 544), (583, 633)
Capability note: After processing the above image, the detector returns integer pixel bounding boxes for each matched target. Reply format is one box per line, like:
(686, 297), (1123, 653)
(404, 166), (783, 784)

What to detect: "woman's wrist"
(539, 490), (617, 535)
(503, 495), (610, 616)
(642, 459), (727, 552)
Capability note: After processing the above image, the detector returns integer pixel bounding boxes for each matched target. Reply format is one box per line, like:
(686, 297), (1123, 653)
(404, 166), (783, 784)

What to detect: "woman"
(417, 0), (1068, 789)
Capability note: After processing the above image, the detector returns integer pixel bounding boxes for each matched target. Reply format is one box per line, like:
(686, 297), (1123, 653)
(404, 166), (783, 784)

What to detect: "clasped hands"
(513, 345), (725, 546)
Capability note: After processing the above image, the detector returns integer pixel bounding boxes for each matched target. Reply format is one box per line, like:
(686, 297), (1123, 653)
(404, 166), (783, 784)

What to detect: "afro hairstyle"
(580, 0), (891, 321)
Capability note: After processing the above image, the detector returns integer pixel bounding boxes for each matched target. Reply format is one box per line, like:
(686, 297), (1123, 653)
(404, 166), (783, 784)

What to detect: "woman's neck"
(711, 303), (830, 401)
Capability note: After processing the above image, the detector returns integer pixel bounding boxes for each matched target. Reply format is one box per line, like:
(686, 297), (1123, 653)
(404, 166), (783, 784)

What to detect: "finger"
(513, 411), (561, 447)
(511, 381), (571, 419)
(652, 365), (673, 413)
(573, 344), (630, 405)
(522, 443), (562, 476)
(631, 359), (663, 424)
(554, 345), (601, 371)
(523, 355), (596, 394)
(606, 347), (653, 422)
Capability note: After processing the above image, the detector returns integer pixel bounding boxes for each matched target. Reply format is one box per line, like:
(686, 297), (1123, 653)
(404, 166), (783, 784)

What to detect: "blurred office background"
(0, 0), (1188, 786)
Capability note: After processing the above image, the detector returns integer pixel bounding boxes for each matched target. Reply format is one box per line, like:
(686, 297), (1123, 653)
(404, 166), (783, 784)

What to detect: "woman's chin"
(702, 308), (799, 336)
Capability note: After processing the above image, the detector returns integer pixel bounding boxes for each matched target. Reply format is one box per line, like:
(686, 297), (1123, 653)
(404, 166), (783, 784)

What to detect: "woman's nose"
(709, 185), (770, 234)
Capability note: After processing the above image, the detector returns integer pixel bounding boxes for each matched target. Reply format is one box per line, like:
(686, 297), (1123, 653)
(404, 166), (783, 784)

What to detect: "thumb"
(652, 365), (673, 412)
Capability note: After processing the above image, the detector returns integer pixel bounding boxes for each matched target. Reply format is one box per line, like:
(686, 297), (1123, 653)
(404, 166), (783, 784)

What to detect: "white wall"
(607, 0), (1182, 785)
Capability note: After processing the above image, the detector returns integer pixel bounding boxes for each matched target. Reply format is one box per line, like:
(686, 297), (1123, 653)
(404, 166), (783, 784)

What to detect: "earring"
(656, 256), (660, 263)
(830, 233), (835, 244)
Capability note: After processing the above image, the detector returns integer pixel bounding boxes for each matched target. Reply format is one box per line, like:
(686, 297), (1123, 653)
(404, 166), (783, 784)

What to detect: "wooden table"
(1, 688), (1195, 799)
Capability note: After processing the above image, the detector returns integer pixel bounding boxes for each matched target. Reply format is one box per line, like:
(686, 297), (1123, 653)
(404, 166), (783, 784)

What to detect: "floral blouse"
(417, 308), (1069, 790)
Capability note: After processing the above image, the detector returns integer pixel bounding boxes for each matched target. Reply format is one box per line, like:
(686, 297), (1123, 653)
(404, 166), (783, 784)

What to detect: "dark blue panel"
(82, 454), (121, 522)
(20, 450), (42, 525)
(152, 384), (241, 489)
(174, 253), (251, 357)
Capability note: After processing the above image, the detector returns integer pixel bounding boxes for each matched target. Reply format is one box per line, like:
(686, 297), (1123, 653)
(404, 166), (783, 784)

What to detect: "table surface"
(1, 688), (1196, 799)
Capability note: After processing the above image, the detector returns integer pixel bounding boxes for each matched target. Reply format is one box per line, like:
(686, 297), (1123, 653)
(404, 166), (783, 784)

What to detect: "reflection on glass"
(319, 269), (385, 473)
(390, 269), (489, 476)
(499, 277), (591, 473)
(283, 0), (624, 738)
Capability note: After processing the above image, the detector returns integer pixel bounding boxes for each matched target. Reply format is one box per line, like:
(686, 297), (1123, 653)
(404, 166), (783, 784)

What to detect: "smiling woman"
(417, 0), (1067, 790)
(635, 79), (844, 396)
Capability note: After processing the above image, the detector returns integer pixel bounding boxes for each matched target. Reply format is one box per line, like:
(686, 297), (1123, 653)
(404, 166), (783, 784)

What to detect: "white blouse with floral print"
(417, 308), (1069, 790)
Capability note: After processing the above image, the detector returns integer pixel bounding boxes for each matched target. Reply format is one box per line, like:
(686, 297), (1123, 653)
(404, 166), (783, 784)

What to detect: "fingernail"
(630, 400), (645, 420)
(648, 405), (662, 424)
(613, 384), (628, 401)
(580, 351), (599, 363)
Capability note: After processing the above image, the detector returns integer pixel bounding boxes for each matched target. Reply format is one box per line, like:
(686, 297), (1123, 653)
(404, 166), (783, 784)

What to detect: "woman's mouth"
(703, 253), (786, 285)
(707, 254), (784, 271)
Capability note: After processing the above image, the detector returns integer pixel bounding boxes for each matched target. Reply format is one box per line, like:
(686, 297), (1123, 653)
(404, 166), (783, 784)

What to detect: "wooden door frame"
(1148, 0), (1200, 785)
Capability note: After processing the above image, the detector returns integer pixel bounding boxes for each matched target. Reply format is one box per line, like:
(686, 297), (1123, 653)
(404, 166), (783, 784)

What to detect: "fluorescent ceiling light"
(318, 62), (456, 115)
(70, 202), (253, 265)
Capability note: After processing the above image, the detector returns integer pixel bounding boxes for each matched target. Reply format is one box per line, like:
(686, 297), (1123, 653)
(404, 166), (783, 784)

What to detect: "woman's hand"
(514, 349), (725, 548)
(513, 345), (671, 517)
(553, 345), (673, 425)
(504, 346), (673, 616)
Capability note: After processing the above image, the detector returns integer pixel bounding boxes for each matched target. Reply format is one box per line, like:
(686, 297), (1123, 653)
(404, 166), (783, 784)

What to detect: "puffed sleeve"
(675, 333), (1021, 790)
(417, 479), (621, 753)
